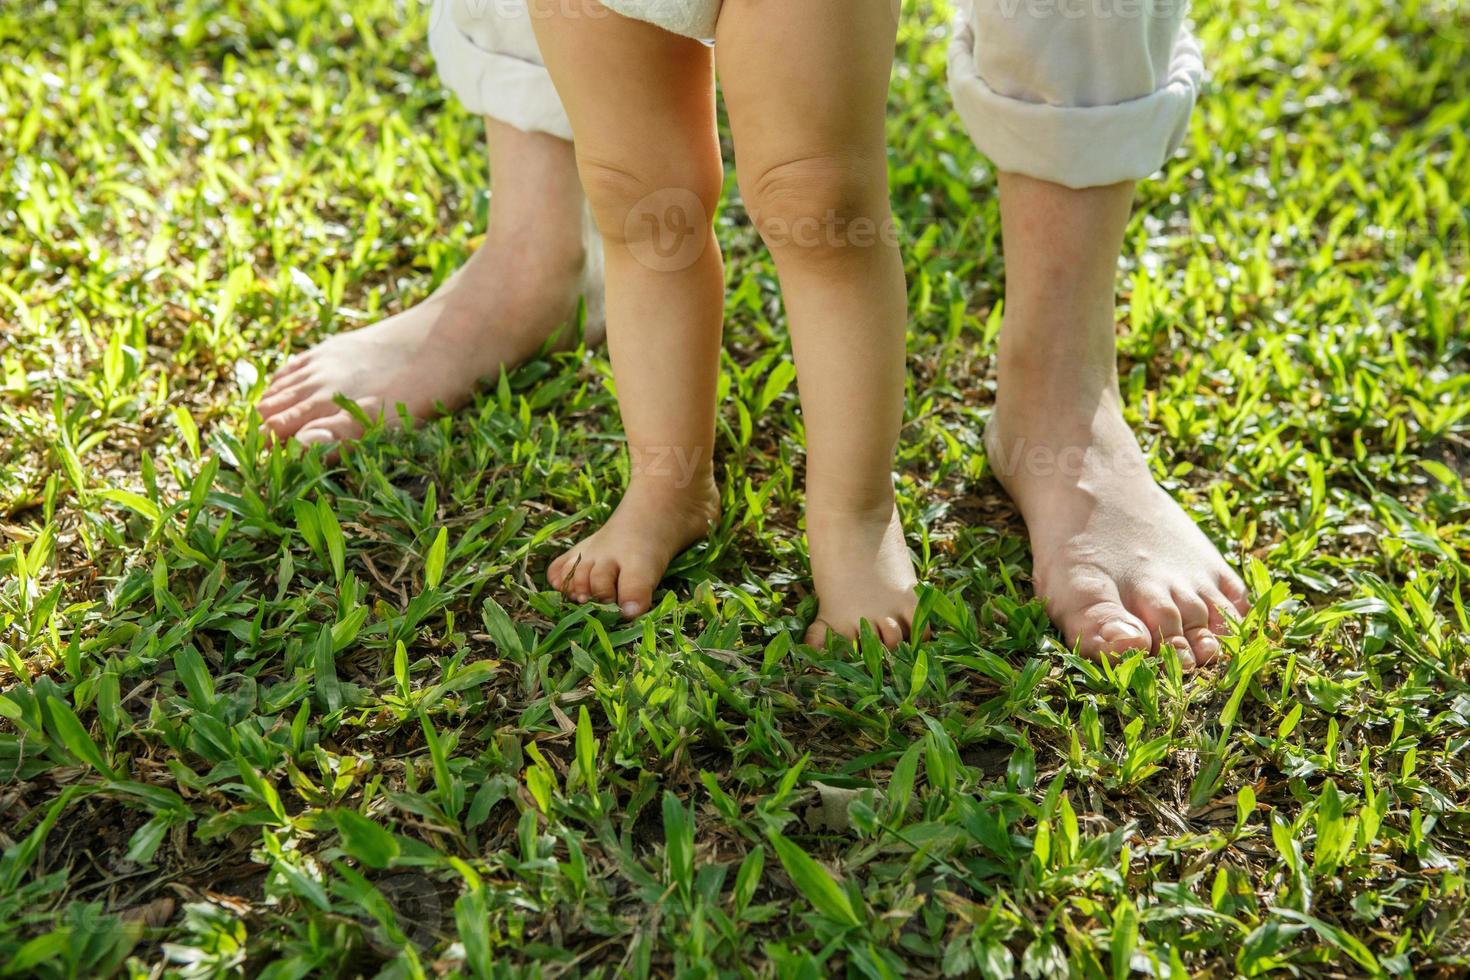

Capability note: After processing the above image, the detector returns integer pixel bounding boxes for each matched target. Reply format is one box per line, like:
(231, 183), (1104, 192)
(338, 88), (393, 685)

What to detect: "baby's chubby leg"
(717, 0), (918, 648)
(531, 2), (725, 617)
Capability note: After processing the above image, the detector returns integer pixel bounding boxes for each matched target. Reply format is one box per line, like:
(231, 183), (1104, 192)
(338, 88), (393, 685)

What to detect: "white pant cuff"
(428, 3), (573, 141)
(946, 15), (1203, 189)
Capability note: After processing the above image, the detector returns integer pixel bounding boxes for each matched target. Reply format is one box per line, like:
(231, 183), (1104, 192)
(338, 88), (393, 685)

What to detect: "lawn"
(2, 0), (1468, 975)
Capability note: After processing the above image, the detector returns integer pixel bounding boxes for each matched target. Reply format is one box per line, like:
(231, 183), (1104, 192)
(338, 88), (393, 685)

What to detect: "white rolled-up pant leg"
(428, 0), (573, 140)
(947, 0), (1204, 189)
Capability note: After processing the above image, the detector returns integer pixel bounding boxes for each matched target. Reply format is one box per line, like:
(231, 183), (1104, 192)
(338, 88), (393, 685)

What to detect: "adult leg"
(717, 0), (918, 648)
(258, 0), (603, 446)
(949, 0), (1250, 667)
(533, 1), (726, 618)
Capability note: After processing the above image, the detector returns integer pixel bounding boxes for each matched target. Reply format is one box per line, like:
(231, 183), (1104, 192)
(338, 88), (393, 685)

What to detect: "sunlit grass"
(1, 0), (1467, 975)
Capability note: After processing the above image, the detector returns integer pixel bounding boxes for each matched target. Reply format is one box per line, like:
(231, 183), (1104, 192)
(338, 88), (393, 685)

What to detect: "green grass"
(2, 0), (1468, 975)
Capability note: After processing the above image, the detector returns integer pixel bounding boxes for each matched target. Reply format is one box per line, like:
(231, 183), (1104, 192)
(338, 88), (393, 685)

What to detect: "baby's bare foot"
(258, 233), (603, 447)
(547, 477), (720, 618)
(987, 391), (1250, 670)
(804, 500), (919, 649)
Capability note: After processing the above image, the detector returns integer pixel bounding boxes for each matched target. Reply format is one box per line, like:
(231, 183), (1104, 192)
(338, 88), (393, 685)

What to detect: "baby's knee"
(741, 154), (894, 259)
(577, 155), (722, 249)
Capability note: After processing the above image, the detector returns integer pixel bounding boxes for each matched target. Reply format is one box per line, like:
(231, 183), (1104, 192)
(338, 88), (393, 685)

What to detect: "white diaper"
(601, 0), (720, 40)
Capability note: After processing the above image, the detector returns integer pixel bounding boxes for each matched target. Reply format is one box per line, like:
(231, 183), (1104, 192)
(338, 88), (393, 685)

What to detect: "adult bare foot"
(257, 120), (604, 447)
(546, 476), (720, 618)
(988, 378), (1250, 669)
(803, 497), (920, 649)
(990, 172), (1249, 670)
(258, 238), (601, 445)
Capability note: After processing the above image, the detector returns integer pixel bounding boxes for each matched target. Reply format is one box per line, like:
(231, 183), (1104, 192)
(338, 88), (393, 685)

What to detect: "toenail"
(575, 593), (589, 603)
(1100, 620), (1144, 644)
(621, 601), (640, 616)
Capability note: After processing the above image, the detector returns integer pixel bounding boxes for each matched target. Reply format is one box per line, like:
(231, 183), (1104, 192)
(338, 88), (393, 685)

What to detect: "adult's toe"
(1065, 595), (1152, 660)
(258, 374), (320, 417)
(1164, 635), (1197, 670)
(1200, 586), (1237, 634)
(1219, 570), (1251, 616)
(1129, 585), (1183, 650)
(271, 352), (314, 384)
(1184, 625), (1221, 665)
(1172, 587), (1219, 666)
(296, 411), (364, 447)
(1130, 585), (1205, 671)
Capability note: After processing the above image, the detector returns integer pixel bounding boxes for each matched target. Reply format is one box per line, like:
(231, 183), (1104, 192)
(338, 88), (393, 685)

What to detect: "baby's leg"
(717, 0), (917, 648)
(532, 2), (725, 617)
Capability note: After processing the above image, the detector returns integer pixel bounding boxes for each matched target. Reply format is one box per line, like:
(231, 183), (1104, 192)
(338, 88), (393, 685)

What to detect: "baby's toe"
(589, 559), (620, 602)
(803, 620), (832, 648)
(549, 550), (592, 600)
(807, 615), (863, 647)
(876, 616), (905, 650)
(546, 552), (567, 590)
(615, 560), (659, 619)
(799, 620), (834, 652)
(568, 558), (596, 603)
